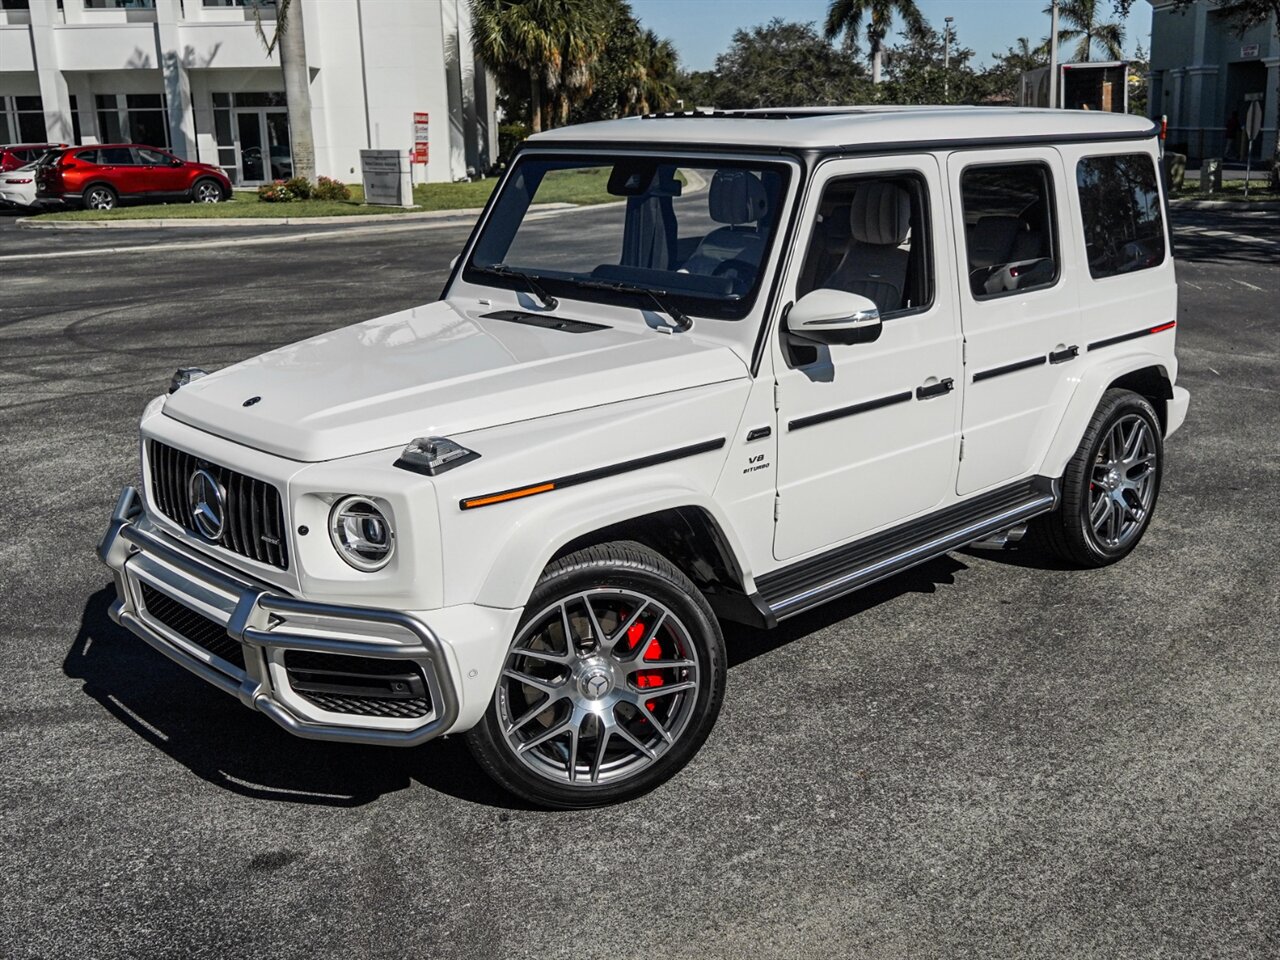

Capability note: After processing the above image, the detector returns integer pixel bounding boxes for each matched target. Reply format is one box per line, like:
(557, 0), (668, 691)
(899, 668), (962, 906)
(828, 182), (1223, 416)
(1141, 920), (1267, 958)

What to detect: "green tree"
(824, 0), (926, 85)
(470, 0), (608, 133)
(705, 19), (872, 109)
(881, 23), (986, 105)
(1111, 0), (1279, 188)
(984, 36), (1048, 104)
(1046, 0), (1125, 62)
(253, 0), (315, 181)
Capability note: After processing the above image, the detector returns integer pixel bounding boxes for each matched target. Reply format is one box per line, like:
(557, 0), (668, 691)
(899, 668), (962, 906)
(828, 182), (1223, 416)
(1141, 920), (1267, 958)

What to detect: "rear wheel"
(82, 184), (116, 211)
(1030, 388), (1164, 567)
(466, 541), (726, 808)
(192, 178), (223, 203)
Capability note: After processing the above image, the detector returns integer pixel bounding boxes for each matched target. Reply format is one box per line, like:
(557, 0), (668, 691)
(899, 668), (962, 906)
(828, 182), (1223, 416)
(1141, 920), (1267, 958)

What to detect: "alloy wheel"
(87, 187), (114, 210)
(1087, 413), (1157, 549)
(497, 589), (701, 787)
(196, 182), (221, 203)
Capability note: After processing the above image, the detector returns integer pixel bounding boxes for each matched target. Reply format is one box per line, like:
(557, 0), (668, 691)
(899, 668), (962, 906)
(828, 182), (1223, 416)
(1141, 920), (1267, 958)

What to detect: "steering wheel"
(712, 259), (755, 293)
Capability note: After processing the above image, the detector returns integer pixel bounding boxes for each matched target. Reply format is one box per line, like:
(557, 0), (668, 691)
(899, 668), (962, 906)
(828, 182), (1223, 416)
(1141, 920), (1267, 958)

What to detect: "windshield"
(464, 155), (790, 320)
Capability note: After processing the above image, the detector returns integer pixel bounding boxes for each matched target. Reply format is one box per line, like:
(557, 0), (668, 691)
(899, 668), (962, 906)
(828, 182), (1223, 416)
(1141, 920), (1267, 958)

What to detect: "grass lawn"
(1173, 177), (1280, 202)
(29, 168), (623, 221)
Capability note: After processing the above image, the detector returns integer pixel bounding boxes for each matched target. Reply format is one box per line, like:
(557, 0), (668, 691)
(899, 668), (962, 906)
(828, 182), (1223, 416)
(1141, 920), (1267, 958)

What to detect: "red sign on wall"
(413, 112), (429, 164)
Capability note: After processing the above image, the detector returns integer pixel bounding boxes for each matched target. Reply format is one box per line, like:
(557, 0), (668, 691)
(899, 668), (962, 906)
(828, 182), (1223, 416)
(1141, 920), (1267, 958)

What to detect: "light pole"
(1048, 0), (1060, 109)
(944, 16), (954, 103)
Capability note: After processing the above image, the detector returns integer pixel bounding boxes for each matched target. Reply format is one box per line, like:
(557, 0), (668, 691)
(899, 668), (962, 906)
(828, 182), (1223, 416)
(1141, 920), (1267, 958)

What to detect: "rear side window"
(959, 163), (1059, 299)
(74, 149), (99, 164)
(1076, 153), (1166, 279)
(98, 147), (136, 165)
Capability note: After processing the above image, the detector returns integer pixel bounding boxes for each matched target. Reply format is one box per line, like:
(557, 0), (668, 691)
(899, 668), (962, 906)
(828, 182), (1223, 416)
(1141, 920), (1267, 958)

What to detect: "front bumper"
(99, 486), (461, 746)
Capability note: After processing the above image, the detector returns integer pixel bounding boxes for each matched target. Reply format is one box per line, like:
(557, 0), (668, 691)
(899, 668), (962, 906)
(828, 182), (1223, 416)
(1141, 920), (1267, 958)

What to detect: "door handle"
(1049, 345), (1079, 364)
(916, 377), (954, 400)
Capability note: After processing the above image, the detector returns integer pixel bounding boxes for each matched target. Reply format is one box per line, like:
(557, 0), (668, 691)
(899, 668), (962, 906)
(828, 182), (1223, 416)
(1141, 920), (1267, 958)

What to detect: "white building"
(0, 0), (497, 186)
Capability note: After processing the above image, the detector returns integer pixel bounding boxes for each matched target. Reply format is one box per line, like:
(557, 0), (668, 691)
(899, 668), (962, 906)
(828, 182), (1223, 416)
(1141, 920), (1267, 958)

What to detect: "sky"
(630, 0), (1155, 71)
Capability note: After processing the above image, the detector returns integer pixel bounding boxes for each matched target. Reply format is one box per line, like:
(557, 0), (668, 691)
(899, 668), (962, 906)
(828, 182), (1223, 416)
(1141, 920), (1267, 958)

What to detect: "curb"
(14, 202), (574, 230)
(1170, 198), (1280, 209)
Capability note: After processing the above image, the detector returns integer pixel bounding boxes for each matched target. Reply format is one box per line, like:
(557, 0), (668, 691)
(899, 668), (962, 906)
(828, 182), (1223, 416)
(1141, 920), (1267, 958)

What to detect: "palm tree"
(636, 29), (679, 115)
(824, 0), (925, 85)
(471, 0), (607, 132)
(1043, 0), (1125, 62)
(253, 0), (315, 181)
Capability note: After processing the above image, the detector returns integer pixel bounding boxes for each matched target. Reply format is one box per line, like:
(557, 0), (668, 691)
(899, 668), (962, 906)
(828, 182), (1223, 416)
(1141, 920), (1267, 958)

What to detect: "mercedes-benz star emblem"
(187, 468), (226, 541)
(583, 671), (610, 700)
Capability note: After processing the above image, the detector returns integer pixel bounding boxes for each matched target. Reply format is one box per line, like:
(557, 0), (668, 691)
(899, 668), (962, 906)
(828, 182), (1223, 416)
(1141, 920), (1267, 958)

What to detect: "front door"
(236, 112), (265, 183)
(946, 149), (1081, 496)
(235, 109), (292, 185)
(772, 155), (963, 562)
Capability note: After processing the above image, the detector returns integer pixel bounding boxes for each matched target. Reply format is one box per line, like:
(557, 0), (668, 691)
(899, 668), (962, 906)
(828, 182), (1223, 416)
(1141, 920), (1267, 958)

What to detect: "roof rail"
(640, 108), (857, 121)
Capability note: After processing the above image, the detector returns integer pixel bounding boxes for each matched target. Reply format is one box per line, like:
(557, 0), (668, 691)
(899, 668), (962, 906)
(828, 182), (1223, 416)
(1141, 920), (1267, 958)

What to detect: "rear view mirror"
(786, 288), (882, 345)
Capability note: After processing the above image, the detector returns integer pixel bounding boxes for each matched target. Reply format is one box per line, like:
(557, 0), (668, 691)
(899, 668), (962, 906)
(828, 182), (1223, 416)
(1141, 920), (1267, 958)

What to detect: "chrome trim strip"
(100, 486), (461, 747)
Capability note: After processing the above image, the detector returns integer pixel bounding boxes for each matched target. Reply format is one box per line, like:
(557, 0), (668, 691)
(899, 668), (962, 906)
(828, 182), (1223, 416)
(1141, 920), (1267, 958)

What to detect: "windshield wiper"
(566, 277), (693, 332)
(477, 263), (558, 310)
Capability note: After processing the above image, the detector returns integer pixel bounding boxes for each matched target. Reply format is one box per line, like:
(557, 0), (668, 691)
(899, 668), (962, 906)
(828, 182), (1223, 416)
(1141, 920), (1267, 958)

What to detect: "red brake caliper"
(625, 621), (665, 711)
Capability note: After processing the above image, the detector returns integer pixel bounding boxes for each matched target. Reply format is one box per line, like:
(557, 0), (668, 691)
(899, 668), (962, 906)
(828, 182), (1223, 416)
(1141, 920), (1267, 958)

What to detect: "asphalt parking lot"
(2, 203), (1278, 959)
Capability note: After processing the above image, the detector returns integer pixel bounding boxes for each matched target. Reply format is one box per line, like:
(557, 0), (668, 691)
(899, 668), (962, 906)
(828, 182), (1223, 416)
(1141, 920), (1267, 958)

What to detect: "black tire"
(82, 183), (117, 211)
(466, 540), (726, 809)
(191, 178), (224, 203)
(1029, 388), (1164, 567)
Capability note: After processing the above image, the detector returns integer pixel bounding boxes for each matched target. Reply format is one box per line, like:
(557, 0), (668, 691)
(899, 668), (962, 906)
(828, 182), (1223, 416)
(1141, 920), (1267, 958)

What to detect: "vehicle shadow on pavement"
(1172, 228), (1279, 266)
(723, 554), (969, 667)
(65, 586), (535, 810)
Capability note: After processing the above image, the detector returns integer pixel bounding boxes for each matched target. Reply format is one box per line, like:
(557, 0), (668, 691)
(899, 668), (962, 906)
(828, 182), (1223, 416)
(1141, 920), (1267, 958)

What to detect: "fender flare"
(1041, 350), (1174, 479)
(470, 481), (757, 611)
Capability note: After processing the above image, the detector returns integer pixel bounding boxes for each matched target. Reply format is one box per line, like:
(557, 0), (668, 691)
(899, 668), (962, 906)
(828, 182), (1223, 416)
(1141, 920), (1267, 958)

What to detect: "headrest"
(709, 169), (768, 225)
(849, 182), (911, 246)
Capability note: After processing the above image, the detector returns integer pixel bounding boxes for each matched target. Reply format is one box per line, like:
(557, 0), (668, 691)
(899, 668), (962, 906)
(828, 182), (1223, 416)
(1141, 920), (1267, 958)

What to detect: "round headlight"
(328, 496), (395, 572)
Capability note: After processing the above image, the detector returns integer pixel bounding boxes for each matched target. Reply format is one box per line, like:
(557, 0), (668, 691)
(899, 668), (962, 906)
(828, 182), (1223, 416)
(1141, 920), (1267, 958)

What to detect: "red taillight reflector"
(1149, 321), (1176, 334)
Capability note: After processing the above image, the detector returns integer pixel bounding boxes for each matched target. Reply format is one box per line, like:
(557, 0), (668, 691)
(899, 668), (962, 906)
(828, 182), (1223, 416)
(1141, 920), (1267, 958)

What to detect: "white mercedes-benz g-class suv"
(100, 107), (1189, 807)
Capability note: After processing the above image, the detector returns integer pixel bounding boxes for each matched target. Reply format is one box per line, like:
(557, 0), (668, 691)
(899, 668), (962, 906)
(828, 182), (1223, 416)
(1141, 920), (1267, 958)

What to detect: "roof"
(528, 106), (1157, 151)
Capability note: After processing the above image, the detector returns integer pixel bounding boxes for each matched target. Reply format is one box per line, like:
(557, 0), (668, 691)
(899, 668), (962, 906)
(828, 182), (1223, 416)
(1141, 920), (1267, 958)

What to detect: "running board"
(756, 476), (1058, 622)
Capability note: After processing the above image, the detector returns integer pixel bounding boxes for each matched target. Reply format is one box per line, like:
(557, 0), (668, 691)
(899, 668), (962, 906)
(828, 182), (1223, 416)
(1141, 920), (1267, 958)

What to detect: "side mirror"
(786, 288), (882, 345)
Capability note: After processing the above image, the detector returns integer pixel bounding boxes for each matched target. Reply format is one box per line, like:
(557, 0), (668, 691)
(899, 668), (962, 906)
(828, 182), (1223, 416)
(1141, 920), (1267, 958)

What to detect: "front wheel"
(466, 541), (726, 808)
(192, 178), (224, 203)
(1030, 388), (1164, 567)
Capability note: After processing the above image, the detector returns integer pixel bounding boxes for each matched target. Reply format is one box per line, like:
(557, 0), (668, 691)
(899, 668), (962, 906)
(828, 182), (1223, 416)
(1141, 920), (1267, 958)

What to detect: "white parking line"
(1232, 278), (1264, 291)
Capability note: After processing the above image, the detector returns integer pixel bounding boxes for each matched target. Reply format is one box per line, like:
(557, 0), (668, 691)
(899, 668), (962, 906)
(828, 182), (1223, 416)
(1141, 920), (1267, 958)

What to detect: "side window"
(98, 147), (135, 165)
(959, 163), (1059, 299)
(76, 149), (99, 165)
(136, 148), (170, 166)
(796, 173), (933, 318)
(1076, 153), (1166, 278)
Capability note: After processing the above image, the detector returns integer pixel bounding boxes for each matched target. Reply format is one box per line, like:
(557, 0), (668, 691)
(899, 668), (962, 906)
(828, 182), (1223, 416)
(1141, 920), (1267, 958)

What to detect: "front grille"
(148, 440), (289, 570)
(139, 583), (246, 671)
(284, 650), (433, 719)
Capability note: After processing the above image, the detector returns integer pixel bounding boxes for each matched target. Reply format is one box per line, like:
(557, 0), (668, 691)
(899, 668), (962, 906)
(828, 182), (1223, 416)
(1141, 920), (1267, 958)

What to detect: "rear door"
(946, 148), (1081, 496)
(96, 146), (139, 195)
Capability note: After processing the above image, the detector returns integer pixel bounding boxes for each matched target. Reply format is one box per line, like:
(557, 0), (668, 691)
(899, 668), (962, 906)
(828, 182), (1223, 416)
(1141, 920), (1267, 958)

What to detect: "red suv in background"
(1, 144), (65, 171)
(37, 144), (231, 210)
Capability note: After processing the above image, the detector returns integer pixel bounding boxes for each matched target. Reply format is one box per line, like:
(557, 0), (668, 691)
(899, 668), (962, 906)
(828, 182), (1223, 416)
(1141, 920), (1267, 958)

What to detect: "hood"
(162, 301), (748, 462)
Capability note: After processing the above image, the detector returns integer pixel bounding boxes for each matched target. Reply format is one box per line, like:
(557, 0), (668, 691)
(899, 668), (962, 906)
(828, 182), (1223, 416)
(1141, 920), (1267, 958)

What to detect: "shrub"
(312, 176), (352, 201)
(257, 181), (295, 203)
(283, 176), (312, 200)
(498, 123), (529, 164)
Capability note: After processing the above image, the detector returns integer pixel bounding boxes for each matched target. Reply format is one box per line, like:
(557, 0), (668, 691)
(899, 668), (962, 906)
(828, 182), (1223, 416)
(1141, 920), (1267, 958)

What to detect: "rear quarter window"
(1076, 153), (1166, 279)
